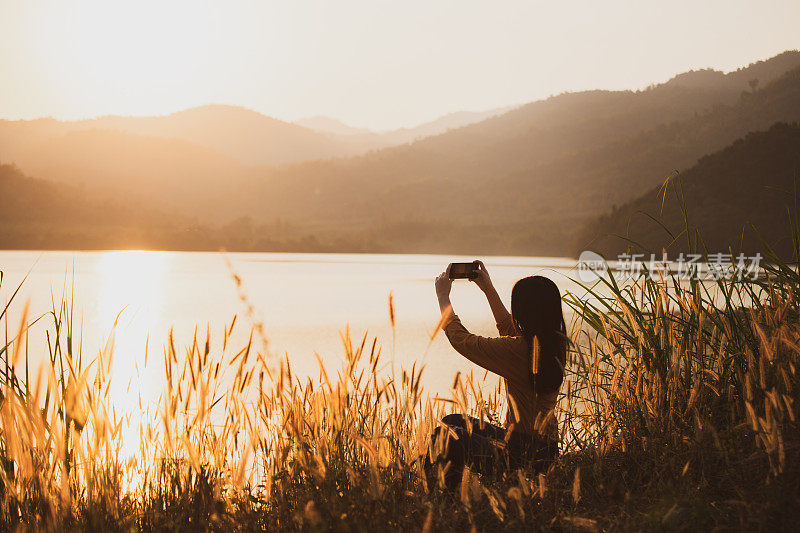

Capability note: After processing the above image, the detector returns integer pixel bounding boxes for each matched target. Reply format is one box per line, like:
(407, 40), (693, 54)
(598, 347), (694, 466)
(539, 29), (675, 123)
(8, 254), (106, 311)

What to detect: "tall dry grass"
(1, 230), (799, 529)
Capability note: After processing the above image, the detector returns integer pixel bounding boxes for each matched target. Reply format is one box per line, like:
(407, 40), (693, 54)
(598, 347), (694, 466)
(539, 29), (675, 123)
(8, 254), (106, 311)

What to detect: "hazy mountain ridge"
(238, 52), (800, 254)
(0, 104), (365, 167)
(295, 106), (516, 152)
(1, 50), (800, 255)
(662, 50), (800, 91)
(0, 103), (519, 170)
(295, 116), (374, 136)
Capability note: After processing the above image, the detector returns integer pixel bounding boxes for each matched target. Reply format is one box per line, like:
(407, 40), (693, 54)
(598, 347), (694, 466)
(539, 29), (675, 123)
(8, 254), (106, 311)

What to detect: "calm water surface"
(0, 251), (588, 414)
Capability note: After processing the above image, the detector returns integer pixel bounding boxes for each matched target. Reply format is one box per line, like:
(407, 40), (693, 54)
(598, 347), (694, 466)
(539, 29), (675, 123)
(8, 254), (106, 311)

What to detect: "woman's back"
(442, 312), (560, 439)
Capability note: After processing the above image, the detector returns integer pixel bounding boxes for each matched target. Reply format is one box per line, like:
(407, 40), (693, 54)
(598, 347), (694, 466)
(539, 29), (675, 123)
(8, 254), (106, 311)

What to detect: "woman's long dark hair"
(510, 276), (567, 395)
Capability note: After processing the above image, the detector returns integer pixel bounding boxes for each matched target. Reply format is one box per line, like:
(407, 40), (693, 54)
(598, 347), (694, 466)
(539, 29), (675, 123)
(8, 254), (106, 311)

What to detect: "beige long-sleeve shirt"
(443, 312), (559, 441)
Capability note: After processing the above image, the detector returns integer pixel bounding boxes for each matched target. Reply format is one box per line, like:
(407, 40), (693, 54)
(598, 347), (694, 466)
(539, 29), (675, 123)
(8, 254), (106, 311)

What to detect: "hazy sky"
(1, 0), (798, 130)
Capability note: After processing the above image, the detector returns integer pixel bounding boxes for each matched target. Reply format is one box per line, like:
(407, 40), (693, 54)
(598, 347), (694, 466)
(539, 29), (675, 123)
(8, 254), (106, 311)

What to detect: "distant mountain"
(295, 116), (373, 136)
(576, 122), (800, 259)
(2, 50), (800, 255)
(241, 51), (800, 255)
(0, 104), (517, 170)
(379, 107), (517, 144)
(72, 105), (367, 165)
(295, 106), (516, 150)
(0, 105), (369, 168)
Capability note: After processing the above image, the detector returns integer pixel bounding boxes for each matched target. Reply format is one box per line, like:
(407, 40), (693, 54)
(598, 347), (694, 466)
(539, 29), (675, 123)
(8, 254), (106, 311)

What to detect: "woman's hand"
(435, 266), (454, 315)
(435, 266), (453, 300)
(472, 260), (512, 328)
(470, 260), (494, 293)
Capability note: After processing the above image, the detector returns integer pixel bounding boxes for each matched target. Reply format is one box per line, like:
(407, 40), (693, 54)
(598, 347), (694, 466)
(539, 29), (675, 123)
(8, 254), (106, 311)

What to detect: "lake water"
(0, 251), (589, 423)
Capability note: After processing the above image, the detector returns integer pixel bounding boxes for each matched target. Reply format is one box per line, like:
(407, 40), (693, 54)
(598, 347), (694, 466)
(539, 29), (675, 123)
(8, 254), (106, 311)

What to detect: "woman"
(425, 261), (567, 489)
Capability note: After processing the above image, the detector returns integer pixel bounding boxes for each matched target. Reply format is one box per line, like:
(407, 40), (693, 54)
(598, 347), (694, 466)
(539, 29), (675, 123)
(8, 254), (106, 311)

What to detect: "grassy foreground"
(1, 245), (799, 531)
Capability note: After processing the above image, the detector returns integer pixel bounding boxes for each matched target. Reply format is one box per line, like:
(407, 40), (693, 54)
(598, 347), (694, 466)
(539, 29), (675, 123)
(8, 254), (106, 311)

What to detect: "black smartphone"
(449, 261), (479, 280)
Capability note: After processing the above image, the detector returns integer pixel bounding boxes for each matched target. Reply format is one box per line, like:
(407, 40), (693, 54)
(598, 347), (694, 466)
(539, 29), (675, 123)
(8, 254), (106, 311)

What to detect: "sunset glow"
(94, 251), (169, 450)
(1, 0), (798, 128)
(1, 0), (800, 528)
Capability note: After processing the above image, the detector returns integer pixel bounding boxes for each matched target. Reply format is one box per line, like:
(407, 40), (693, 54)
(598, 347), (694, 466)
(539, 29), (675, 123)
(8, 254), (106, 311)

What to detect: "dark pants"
(424, 414), (558, 490)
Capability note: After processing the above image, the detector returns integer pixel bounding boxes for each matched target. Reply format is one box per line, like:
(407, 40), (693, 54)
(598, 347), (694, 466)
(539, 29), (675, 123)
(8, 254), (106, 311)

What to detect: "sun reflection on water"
(93, 250), (170, 462)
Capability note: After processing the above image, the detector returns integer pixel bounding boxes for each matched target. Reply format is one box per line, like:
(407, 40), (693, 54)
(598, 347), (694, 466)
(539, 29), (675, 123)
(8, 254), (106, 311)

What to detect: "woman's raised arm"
(435, 267), (454, 318)
(471, 261), (515, 336)
(435, 264), (526, 378)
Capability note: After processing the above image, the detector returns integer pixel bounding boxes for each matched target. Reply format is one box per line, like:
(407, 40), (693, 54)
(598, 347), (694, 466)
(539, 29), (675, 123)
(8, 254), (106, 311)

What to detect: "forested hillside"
(0, 163), (378, 252)
(243, 53), (800, 255)
(576, 122), (800, 259)
(0, 163), (182, 250)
